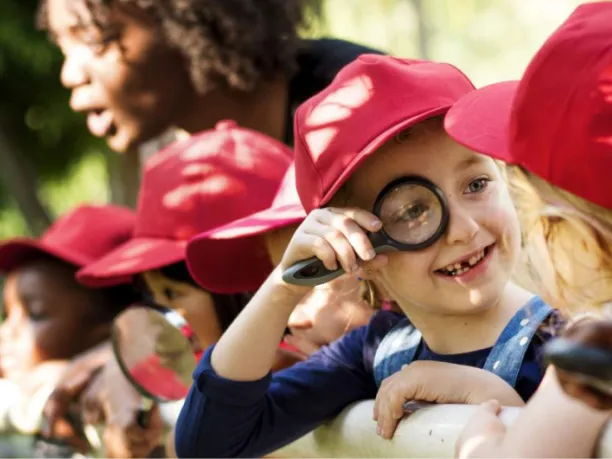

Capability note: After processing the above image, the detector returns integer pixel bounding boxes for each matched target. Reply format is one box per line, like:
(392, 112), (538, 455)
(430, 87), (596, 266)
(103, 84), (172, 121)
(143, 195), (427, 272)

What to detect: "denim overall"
(373, 297), (553, 388)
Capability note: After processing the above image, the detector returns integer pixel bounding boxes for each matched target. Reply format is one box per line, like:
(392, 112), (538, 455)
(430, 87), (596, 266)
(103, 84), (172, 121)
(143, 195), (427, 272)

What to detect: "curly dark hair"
(37, 0), (320, 93)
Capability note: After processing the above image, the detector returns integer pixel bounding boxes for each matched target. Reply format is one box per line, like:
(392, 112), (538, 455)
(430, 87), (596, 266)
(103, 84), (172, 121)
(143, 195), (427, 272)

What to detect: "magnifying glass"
(283, 176), (450, 286)
(543, 337), (612, 396)
(111, 306), (198, 427)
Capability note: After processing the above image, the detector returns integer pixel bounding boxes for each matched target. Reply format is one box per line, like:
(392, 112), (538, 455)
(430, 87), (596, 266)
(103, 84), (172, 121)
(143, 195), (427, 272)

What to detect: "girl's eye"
(163, 288), (179, 301)
(26, 308), (47, 322)
(465, 177), (491, 194)
(401, 203), (428, 221)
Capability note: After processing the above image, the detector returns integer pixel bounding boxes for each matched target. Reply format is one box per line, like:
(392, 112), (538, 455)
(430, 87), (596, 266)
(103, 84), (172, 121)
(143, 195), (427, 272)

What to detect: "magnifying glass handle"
(282, 244), (397, 286)
(136, 398), (154, 428)
(282, 257), (345, 286)
(544, 337), (612, 381)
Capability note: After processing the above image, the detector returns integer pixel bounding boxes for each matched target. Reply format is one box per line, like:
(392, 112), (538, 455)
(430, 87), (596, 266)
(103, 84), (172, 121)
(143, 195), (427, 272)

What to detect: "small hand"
(102, 405), (164, 458)
(280, 207), (387, 291)
(455, 400), (506, 458)
(373, 361), (523, 439)
(41, 344), (111, 452)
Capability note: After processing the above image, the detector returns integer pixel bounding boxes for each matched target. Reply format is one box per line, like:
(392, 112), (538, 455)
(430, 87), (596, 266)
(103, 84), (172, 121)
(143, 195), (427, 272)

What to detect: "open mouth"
(87, 109), (117, 138)
(435, 244), (494, 277)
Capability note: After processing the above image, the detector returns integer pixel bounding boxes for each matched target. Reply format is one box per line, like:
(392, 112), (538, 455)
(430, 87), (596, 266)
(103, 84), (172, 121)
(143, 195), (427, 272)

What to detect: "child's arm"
(174, 207), (385, 458)
(210, 207), (383, 382)
(456, 367), (610, 458)
(175, 314), (386, 457)
(374, 361), (525, 439)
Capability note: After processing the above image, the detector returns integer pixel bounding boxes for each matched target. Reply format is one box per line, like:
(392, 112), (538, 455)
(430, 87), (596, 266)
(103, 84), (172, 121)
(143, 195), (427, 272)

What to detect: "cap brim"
(444, 80), (519, 162)
(0, 238), (91, 273)
(202, 204), (305, 241)
(185, 205), (304, 294)
(76, 237), (186, 287)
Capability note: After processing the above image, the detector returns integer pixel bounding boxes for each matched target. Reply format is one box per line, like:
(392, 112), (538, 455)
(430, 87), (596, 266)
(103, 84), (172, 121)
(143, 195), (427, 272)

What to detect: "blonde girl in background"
(445, 2), (612, 457)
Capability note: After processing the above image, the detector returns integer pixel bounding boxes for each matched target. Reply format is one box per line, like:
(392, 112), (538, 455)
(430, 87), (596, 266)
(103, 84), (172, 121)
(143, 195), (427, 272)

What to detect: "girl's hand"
(373, 361), (524, 439)
(280, 207), (386, 280)
(455, 400), (506, 458)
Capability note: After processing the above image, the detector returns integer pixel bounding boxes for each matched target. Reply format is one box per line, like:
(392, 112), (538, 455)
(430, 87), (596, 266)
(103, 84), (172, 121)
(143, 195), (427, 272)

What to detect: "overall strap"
(483, 297), (554, 387)
(373, 319), (422, 388)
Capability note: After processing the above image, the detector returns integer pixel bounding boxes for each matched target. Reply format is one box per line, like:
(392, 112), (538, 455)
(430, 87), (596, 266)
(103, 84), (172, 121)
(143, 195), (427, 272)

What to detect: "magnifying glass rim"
(372, 175), (450, 251)
(111, 305), (190, 403)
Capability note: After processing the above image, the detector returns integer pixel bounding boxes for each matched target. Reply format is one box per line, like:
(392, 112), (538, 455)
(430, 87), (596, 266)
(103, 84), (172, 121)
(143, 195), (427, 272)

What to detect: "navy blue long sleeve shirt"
(175, 309), (559, 458)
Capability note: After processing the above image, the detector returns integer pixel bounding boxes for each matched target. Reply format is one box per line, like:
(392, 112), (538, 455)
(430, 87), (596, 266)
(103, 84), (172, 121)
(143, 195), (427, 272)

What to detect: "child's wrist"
(269, 264), (311, 299)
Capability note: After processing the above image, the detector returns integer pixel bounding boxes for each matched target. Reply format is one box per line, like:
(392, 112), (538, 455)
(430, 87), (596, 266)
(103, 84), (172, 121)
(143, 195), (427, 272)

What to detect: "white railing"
(272, 401), (612, 458)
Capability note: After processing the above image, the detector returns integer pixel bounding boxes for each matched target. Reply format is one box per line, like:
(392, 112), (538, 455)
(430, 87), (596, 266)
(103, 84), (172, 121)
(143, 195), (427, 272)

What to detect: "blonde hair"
(508, 166), (612, 315)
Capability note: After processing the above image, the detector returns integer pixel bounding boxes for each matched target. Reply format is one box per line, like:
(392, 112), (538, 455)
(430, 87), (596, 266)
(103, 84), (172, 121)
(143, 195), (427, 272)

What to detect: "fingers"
(373, 376), (416, 440)
(104, 405), (164, 458)
(42, 365), (101, 437)
(300, 208), (381, 274)
(455, 400), (506, 458)
(478, 399), (502, 415)
(318, 208), (381, 262)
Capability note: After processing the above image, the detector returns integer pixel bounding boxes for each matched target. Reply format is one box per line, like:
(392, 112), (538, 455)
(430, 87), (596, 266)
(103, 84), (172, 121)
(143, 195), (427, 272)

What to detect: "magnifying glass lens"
(378, 183), (444, 245)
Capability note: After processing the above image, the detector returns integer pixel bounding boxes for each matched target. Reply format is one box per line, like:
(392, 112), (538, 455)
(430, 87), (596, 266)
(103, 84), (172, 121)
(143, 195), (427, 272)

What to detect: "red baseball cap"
(0, 204), (135, 274)
(445, 2), (612, 210)
(292, 54), (475, 212)
(186, 164), (305, 292)
(77, 121), (292, 290)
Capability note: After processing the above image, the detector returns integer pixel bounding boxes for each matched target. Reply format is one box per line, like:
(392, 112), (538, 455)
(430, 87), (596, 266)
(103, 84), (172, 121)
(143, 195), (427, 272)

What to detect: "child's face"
(141, 271), (222, 350)
(287, 275), (373, 351)
(264, 226), (373, 349)
(348, 126), (521, 316)
(46, 0), (193, 152)
(0, 259), (106, 380)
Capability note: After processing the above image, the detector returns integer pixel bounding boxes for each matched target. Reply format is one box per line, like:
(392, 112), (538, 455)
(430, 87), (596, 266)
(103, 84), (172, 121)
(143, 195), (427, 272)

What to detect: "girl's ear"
(356, 254), (388, 280)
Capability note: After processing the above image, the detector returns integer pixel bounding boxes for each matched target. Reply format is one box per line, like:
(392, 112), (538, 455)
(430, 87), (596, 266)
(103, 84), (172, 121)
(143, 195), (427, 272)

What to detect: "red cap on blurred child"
(292, 54), (475, 212)
(77, 121), (292, 292)
(0, 205), (135, 274)
(445, 2), (612, 210)
(186, 164), (305, 292)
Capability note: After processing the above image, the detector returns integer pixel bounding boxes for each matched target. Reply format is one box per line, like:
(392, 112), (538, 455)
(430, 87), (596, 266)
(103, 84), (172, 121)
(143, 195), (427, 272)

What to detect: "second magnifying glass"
(283, 176), (449, 286)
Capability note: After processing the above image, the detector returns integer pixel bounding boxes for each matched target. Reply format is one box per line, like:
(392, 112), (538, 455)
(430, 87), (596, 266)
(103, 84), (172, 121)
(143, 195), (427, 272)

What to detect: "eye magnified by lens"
(378, 182), (443, 245)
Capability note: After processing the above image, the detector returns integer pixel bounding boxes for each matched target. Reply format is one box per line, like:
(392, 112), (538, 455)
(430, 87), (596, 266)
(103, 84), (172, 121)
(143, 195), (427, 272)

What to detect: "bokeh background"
(0, 0), (586, 238)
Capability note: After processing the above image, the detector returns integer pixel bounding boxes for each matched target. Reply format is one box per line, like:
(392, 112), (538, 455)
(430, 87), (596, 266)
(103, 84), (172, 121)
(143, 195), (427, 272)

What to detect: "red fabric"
(445, 3), (612, 210)
(129, 354), (191, 400)
(291, 54), (475, 213)
(77, 120), (293, 291)
(0, 205), (135, 275)
(186, 165), (306, 292)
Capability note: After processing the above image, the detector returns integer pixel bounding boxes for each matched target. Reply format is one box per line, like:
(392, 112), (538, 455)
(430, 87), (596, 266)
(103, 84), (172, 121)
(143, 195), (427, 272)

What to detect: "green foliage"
(0, 0), (103, 192)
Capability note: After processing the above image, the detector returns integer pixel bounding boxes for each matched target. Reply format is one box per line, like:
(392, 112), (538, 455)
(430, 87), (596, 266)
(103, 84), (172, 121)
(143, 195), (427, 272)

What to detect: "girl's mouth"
(435, 244), (494, 277)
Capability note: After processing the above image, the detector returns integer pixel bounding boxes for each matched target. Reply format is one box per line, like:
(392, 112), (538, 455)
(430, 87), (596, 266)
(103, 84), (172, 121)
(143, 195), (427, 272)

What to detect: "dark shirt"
(175, 307), (562, 458)
(284, 38), (385, 145)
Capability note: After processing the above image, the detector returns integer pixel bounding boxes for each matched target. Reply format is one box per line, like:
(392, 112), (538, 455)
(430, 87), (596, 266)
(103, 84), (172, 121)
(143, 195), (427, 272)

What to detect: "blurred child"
(70, 121), (292, 456)
(445, 3), (612, 456)
(186, 165), (374, 362)
(175, 55), (560, 458)
(0, 204), (136, 434)
(77, 121), (292, 355)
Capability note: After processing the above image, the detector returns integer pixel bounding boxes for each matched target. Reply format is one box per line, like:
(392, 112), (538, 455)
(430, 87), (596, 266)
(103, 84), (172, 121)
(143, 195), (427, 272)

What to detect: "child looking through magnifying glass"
(175, 55), (563, 458)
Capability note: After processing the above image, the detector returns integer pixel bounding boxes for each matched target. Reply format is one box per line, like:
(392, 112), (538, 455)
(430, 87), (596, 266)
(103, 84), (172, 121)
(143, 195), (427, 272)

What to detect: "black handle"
(136, 408), (151, 428)
(544, 337), (612, 382)
(282, 243), (398, 287)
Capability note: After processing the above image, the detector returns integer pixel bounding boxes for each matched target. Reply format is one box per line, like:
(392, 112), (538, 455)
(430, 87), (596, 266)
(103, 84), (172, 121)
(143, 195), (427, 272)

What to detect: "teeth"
(440, 249), (487, 276)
